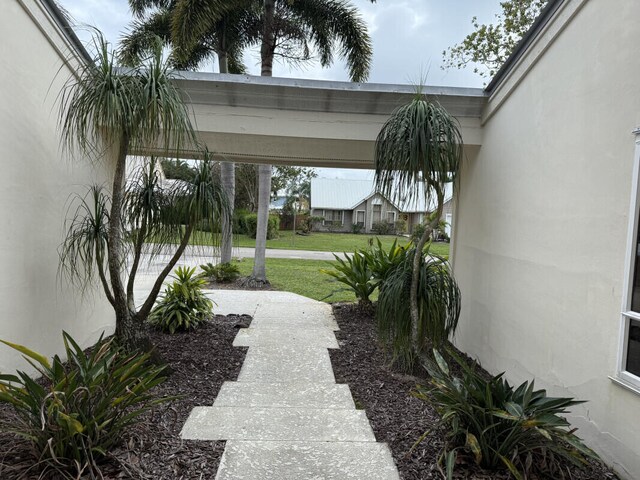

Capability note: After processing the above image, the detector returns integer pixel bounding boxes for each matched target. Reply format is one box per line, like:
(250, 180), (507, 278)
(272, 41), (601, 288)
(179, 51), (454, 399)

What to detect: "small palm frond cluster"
(149, 266), (214, 333)
(58, 185), (111, 297)
(60, 157), (228, 298)
(376, 246), (460, 371)
(374, 97), (463, 207)
(59, 32), (197, 161)
(415, 349), (596, 480)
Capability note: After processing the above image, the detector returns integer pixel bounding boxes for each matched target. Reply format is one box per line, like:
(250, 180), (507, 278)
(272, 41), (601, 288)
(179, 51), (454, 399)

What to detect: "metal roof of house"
(310, 178), (452, 213)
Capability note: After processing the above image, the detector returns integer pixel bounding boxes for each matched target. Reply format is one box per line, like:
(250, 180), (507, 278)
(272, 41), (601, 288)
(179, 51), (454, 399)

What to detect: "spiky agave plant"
(376, 246), (461, 371)
(374, 95), (463, 362)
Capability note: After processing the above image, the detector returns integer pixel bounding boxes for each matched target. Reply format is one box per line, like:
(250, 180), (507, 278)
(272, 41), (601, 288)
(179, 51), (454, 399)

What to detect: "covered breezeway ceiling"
(169, 72), (486, 168)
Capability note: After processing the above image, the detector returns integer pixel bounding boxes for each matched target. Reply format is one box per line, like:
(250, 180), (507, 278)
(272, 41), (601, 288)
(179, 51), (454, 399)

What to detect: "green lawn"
(234, 257), (371, 303)
(189, 230), (450, 257)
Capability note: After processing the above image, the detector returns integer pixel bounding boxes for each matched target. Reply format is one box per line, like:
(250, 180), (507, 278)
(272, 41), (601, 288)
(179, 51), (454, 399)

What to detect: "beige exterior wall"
(0, 1), (114, 373)
(452, 1), (640, 478)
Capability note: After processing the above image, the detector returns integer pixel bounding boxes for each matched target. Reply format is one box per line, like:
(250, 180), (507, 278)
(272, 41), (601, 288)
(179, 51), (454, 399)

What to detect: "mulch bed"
(0, 313), (251, 480)
(328, 303), (619, 480)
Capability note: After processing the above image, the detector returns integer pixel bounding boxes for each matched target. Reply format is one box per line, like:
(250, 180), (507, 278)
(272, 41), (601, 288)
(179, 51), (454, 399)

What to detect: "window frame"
(387, 210), (396, 224)
(617, 129), (640, 389)
(322, 209), (344, 226)
(355, 210), (365, 226)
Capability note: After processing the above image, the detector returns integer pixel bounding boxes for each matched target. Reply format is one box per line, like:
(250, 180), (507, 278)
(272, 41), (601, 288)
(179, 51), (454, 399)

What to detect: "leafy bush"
(351, 222), (364, 234)
(411, 223), (426, 243)
(363, 238), (409, 283)
(321, 251), (376, 307)
(394, 219), (408, 234)
(415, 349), (596, 480)
(243, 213), (280, 239)
(149, 266), (213, 333)
(0, 332), (168, 478)
(371, 221), (392, 235)
(200, 261), (240, 283)
(233, 209), (251, 234)
(376, 245), (460, 371)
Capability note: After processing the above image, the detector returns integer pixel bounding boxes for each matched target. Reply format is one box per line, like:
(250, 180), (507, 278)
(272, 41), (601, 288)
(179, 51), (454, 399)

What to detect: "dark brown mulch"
(329, 303), (619, 480)
(0, 314), (251, 480)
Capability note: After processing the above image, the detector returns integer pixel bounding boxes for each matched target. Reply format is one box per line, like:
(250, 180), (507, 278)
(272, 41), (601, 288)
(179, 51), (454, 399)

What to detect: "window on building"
(323, 210), (343, 226)
(387, 211), (396, 224)
(372, 205), (382, 224)
(356, 210), (365, 225)
(620, 131), (640, 385)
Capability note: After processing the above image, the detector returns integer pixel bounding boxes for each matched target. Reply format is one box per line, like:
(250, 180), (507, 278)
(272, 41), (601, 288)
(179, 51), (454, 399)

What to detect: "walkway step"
(233, 327), (339, 348)
(214, 382), (355, 409)
(238, 345), (335, 383)
(250, 315), (340, 330)
(253, 302), (333, 317)
(181, 406), (376, 442)
(215, 440), (400, 480)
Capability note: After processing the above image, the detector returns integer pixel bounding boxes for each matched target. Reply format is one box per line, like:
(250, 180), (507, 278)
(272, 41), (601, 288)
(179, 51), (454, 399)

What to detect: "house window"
(356, 210), (365, 225)
(619, 130), (640, 386)
(372, 205), (382, 224)
(323, 209), (343, 226)
(387, 211), (396, 224)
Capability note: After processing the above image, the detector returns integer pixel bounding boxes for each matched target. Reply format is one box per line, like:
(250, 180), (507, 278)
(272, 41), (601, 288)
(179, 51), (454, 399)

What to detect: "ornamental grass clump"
(149, 266), (213, 333)
(415, 349), (597, 480)
(0, 332), (168, 479)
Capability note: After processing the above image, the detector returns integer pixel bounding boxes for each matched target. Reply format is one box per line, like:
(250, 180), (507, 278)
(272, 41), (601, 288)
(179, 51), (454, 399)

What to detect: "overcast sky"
(61, 0), (502, 179)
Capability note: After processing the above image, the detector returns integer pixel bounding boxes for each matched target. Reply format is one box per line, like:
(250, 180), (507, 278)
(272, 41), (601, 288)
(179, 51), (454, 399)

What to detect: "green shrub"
(415, 349), (596, 480)
(394, 219), (408, 234)
(233, 209), (251, 234)
(371, 221), (392, 235)
(243, 213), (280, 239)
(321, 251), (376, 307)
(200, 261), (240, 283)
(376, 245), (460, 371)
(411, 223), (426, 243)
(351, 222), (364, 234)
(0, 332), (168, 478)
(149, 266), (213, 333)
(363, 238), (409, 283)
(196, 218), (221, 233)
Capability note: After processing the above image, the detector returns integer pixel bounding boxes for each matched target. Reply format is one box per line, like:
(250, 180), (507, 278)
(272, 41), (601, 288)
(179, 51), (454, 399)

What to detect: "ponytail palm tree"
(374, 96), (463, 365)
(58, 34), (229, 352)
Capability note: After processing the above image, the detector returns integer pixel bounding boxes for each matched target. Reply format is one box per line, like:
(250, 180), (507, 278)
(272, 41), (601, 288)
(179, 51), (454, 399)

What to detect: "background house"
(310, 178), (453, 235)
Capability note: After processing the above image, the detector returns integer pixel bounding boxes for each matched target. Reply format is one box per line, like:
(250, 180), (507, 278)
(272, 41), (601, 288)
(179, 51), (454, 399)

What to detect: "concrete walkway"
(180, 290), (400, 479)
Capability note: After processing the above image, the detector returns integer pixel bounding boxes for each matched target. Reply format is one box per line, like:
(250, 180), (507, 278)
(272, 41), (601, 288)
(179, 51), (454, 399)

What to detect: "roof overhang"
(168, 72), (486, 168)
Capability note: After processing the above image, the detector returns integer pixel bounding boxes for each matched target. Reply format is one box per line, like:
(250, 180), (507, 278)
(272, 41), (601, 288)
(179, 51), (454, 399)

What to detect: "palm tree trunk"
(220, 162), (235, 263)
(252, 164), (272, 281)
(108, 137), (151, 352)
(410, 181), (445, 359)
(218, 46), (235, 264)
(250, 0), (276, 283)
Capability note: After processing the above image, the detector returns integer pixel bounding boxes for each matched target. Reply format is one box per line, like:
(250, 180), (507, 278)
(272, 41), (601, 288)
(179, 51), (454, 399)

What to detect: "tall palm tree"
(170, 0), (373, 284)
(374, 95), (463, 361)
(59, 34), (229, 352)
(121, 2), (260, 264)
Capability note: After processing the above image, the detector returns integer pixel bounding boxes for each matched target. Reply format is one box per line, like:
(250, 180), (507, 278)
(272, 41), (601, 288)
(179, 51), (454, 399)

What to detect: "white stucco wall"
(452, 1), (640, 478)
(0, 1), (114, 373)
